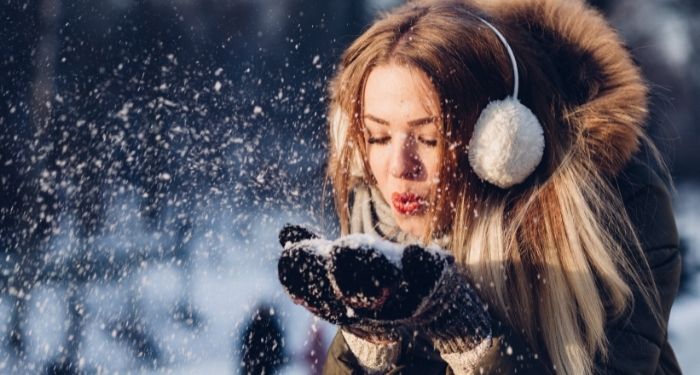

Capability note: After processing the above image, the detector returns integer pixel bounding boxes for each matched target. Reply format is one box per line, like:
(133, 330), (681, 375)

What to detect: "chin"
(394, 216), (428, 239)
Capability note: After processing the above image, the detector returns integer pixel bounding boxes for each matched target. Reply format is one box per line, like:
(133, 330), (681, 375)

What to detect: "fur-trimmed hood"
(471, 0), (649, 175)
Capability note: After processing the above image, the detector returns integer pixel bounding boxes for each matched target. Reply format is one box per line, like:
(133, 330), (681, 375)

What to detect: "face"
(362, 63), (442, 238)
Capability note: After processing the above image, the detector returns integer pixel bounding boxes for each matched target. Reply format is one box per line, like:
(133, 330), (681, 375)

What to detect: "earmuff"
(467, 18), (545, 189)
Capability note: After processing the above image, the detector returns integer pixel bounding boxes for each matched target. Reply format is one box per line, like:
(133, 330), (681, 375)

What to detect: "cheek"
(420, 149), (441, 182)
(367, 148), (396, 206)
(367, 148), (388, 183)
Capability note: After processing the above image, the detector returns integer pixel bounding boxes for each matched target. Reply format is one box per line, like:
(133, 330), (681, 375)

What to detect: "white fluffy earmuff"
(467, 18), (545, 188)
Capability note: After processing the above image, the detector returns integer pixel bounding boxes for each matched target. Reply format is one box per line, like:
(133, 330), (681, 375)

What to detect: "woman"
(277, 0), (682, 373)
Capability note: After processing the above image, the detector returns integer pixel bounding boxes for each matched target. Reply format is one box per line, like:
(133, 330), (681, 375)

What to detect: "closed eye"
(418, 137), (437, 147)
(367, 136), (391, 145)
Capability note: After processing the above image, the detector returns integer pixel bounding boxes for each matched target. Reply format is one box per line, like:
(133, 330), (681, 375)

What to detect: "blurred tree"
(44, 284), (87, 375)
(107, 305), (161, 369)
(1, 0), (63, 363)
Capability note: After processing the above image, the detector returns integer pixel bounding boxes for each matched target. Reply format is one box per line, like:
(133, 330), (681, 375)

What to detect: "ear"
(474, 0), (648, 174)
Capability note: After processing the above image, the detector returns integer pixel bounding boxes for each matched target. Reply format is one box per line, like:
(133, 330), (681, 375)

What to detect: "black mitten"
(328, 235), (492, 354)
(278, 225), (404, 342)
(277, 224), (356, 325)
(278, 226), (492, 351)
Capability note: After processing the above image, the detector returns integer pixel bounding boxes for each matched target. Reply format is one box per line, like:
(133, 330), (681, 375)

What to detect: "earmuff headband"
(476, 17), (519, 98)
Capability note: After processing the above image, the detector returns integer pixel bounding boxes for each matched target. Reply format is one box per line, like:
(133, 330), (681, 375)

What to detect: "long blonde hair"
(326, 0), (663, 374)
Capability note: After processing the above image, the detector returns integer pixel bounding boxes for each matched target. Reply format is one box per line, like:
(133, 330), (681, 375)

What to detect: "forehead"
(363, 63), (440, 120)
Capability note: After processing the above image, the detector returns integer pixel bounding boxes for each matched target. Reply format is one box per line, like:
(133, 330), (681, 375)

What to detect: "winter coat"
(322, 154), (682, 375)
(322, 0), (683, 372)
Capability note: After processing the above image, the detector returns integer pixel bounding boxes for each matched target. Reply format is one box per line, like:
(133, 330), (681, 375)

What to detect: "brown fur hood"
(472, 0), (649, 175)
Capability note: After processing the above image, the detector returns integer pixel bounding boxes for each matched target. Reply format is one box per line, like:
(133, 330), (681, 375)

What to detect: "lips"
(391, 192), (427, 215)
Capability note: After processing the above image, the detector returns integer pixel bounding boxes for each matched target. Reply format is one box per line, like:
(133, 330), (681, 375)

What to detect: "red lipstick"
(391, 192), (427, 215)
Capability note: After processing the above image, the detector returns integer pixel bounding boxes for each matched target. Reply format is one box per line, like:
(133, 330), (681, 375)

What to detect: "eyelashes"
(419, 138), (438, 147)
(367, 136), (390, 145)
(367, 136), (437, 147)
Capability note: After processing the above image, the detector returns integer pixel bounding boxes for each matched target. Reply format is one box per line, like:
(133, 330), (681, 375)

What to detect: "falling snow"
(0, 0), (347, 372)
(0, 0), (699, 373)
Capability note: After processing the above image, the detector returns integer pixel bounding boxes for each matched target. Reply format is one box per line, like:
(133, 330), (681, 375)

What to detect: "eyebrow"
(364, 114), (436, 127)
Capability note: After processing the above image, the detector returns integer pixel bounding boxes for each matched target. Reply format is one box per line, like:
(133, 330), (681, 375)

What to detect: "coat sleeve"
(595, 160), (682, 374)
(323, 330), (367, 375)
(461, 319), (554, 375)
(323, 329), (448, 375)
(323, 321), (553, 374)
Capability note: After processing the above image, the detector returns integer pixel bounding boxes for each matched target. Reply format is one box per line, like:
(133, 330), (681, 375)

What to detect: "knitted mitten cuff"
(341, 329), (401, 373)
(418, 269), (492, 354)
(433, 333), (492, 354)
(439, 339), (492, 375)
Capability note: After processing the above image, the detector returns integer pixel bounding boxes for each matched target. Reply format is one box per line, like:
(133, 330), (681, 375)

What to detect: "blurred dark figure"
(239, 304), (287, 375)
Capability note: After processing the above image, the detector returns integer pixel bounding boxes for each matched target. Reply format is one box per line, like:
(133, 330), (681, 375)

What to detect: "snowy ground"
(667, 183), (700, 373)
(669, 282), (700, 373)
(0, 185), (698, 374)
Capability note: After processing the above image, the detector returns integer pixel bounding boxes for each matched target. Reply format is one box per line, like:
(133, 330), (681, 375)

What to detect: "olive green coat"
(322, 157), (682, 374)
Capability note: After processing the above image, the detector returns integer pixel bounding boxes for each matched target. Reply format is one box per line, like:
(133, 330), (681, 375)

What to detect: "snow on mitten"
(279, 226), (403, 371)
(328, 235), (493, 354)
(277, 225), (404, 343)
(277, 224), (355, 325)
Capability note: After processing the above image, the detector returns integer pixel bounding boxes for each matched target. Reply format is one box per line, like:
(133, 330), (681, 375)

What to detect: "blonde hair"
(326, 1), (663, 374)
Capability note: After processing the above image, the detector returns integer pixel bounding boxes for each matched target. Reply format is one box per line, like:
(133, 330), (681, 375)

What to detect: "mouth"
(391, 192), (428, 215)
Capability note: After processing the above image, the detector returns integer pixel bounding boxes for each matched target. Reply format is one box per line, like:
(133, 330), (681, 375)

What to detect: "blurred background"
(0, 0), (698, 373)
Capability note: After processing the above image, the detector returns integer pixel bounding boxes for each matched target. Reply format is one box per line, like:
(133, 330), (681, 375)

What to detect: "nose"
(389, 134), (425, 180)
